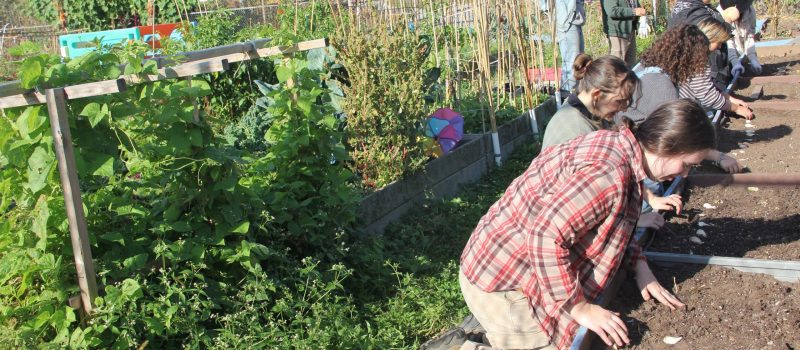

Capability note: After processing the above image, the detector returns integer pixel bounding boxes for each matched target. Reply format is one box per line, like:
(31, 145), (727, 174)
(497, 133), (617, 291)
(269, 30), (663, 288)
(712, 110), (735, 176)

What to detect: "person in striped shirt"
(622, 23), (745, 174)
(626, 18), (753, 123)
(460, 99), (716, 350)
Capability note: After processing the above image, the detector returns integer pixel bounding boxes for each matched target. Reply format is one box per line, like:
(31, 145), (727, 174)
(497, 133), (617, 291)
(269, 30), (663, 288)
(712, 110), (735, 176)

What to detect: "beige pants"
(608, 34), (637, 68)
(459, 269), (557, 350)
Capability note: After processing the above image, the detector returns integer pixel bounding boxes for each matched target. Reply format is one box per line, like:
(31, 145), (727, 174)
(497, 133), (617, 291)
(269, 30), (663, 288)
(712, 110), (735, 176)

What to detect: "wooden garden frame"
(0, 38), (328, 315)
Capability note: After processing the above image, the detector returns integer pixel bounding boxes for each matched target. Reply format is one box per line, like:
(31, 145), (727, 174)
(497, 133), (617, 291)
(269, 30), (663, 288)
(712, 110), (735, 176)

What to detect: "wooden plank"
(0, 92), (47, 109)
(0, 79), (127, 109)
(188, 38), (329, 66)
(157, 38), (272, 66)
(0, 60), (229, 108)
(645, 252), (800, 283)
(64, 79), (127, 100)
(46, 88), (99, 315)
(125, 59), (230, 84)
(0, 37), (326, 108)
(0, 80), (28, 96)
(0, 38), (272, 98)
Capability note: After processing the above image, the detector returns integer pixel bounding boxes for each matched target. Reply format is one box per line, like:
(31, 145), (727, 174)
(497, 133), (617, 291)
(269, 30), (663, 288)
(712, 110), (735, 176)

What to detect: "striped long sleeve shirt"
(460, 128), (647, 350)
(679, 66), (730, 111)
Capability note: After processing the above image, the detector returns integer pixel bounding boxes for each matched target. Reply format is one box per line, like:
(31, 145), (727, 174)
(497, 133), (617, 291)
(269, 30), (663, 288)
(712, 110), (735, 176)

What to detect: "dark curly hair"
(639, 24), (709, 86)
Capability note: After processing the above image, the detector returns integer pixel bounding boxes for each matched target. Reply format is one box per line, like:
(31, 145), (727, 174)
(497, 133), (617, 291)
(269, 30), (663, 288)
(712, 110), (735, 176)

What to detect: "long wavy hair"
(639, 24), (710, 86)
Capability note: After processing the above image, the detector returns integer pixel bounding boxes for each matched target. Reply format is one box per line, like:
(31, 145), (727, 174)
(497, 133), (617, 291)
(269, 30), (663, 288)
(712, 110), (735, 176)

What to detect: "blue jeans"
(558, 24), (584, 92)
(641, 178), (663, 213)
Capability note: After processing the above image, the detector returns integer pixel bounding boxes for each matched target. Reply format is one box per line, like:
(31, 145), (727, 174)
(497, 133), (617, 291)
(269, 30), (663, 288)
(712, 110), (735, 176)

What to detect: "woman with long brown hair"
(626, 21), (751, 122)
(622, 22), (747, 174)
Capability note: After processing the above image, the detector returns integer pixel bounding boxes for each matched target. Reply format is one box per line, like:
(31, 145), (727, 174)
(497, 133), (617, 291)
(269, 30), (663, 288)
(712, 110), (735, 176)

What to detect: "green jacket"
(601, 0), (639, 37)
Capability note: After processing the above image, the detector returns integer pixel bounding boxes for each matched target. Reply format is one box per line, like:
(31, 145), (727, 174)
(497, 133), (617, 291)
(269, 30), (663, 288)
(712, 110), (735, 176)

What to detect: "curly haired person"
(621, 22), (747, 174)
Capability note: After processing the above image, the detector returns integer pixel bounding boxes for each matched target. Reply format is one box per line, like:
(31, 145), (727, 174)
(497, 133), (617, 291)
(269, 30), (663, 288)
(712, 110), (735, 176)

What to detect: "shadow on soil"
(713, 122), (793, 154)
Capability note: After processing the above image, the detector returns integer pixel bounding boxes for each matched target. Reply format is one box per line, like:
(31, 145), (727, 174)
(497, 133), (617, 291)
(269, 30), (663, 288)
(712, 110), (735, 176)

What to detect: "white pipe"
(529, 109), (539, 136)
(491, 131), (502, 166)
(0, 23), (9, 58)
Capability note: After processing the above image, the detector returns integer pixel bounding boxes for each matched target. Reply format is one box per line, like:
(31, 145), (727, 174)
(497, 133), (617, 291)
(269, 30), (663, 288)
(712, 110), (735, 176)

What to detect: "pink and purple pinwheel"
(424, 108), (464, 154)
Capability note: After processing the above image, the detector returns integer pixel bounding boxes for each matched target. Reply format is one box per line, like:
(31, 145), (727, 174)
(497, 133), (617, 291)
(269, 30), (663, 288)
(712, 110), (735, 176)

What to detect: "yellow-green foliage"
(336, 27), (430, 188)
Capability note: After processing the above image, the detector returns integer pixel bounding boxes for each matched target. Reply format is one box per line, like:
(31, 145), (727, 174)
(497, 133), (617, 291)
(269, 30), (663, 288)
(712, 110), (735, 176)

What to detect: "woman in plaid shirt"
(460, 99), (716, 350)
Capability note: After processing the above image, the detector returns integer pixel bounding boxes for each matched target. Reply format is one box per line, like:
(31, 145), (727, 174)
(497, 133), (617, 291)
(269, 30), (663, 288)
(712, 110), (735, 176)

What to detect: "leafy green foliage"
(0, 38), (357, 348)
(25, 0), (197, 31)
(335, 26), (430, 188)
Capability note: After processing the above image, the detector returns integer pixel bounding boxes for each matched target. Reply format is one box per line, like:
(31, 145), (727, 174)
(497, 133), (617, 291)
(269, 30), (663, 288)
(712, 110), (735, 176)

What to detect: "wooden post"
(45, 88), (98, 315)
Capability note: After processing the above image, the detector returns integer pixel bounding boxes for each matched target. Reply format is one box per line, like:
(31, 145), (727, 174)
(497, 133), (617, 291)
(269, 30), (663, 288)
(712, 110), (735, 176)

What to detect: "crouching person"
(459, 99), (715, 349)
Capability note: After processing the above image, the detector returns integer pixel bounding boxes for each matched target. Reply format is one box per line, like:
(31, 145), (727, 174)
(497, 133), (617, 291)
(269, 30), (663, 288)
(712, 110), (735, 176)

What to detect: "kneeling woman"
(460, 99), (715, 349)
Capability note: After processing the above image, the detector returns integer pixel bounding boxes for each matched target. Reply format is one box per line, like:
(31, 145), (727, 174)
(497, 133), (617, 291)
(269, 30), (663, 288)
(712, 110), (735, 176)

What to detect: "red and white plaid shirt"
(460, 128), (647, 350)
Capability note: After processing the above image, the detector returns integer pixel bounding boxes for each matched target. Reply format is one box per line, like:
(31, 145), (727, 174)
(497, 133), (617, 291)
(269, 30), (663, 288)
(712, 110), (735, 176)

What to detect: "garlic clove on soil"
(703, 203), (717, 209)
(696, 229), (707, 238)
(689, 236), (704, 244)
(663, 336), (684, 345)
(697, 221), (713, 227)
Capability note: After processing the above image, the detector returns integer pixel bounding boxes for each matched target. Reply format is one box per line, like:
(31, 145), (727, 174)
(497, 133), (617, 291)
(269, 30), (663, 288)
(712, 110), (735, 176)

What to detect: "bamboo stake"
(524, 0), (539, 106)
(428, 0), (441, 67)
(310, 0), (316, 32)
(534, 0), (546, 92)
(453, 0), (462, 109)
(550, 0), (561, 103)
(294, 0), (300, 34)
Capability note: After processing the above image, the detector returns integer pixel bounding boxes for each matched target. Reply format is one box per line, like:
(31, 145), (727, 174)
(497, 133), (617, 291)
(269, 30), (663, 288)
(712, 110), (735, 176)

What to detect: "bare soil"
(759, 52), (800, 77)
(591, 265), (800, 350)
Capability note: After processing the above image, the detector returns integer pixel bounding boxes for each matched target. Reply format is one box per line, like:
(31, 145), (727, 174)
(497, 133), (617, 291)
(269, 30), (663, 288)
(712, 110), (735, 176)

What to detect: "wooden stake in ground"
(46, 88), (99, 315)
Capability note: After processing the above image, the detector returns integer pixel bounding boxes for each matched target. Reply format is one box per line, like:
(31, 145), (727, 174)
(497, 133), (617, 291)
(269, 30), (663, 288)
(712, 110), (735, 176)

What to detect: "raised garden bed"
(357, 97), (558, 234)
(648, 76), (800, 260)
(591, 264), (800, 350)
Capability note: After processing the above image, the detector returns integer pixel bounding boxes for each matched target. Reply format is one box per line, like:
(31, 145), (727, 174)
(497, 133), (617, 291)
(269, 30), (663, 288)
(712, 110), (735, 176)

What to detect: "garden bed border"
(357, 97), (559, 234)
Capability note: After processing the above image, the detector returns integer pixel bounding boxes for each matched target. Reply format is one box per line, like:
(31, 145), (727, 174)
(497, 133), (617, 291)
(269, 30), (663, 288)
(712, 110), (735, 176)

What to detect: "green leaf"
(187, 128), (203, 147)
(297, 96), (312, 115)
(100, 232), (126, 245)
(168, 128), (192, 155)
(32, 196), (49, 251)
(142, 60), (159, 75)
(306, 48), (326, 71)
(169, 221), (192, 233)
(120, 279), (142, 298)
(19, 56), (44, 88)
(231, 221), (249, 234)
(26, 146), (54, 194)
(122, 254), (149, 271)
(276, 65), (292, 83)
(89, 153), (114, 177)
(79, 102), (110, 127)
(16, 106), (46, 138)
